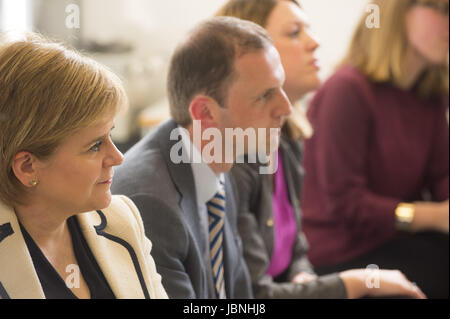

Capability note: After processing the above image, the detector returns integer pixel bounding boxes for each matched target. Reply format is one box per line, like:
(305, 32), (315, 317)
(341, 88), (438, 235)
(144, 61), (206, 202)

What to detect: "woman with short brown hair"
(0, 33), (167, 299)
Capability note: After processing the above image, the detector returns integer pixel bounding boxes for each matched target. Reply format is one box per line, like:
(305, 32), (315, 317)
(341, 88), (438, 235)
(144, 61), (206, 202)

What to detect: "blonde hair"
(0, 33), (128, 208)
(216, 0), (312, 141)
(340, 0), (449, 98)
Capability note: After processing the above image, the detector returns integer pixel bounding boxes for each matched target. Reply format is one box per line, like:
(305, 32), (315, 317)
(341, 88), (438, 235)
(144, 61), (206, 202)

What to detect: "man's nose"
(274, 89), (292, 119)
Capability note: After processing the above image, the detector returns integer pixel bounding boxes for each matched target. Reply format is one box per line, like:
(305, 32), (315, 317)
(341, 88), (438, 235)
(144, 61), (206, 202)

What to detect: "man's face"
(218, 45), (292, 158)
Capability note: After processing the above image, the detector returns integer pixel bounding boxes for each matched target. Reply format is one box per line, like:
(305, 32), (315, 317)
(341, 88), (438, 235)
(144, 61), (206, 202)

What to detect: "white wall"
(81, 0), (369, 80)
(81, 0), (225, 49)
(2, 0), (372, 100)
(78, 0), (371, 140)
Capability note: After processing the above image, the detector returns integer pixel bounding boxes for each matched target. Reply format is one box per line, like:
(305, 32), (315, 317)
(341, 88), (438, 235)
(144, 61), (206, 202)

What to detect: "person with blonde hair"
(217, 0), (426, 299)
(302, 0), (449, 298)
(0, 33), (167, 299)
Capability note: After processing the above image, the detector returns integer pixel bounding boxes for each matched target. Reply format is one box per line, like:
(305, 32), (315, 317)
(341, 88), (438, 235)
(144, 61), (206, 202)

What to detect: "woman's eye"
(288, 30), (300, 38)
(89, 141), (102, 152)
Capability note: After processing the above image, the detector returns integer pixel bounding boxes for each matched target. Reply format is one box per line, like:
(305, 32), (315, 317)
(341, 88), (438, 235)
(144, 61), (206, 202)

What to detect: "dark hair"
(167, 16), (273, 126)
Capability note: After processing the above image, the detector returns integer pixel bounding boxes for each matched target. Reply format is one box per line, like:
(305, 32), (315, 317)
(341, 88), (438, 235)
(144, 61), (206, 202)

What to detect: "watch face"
(395, 204), (415, 230)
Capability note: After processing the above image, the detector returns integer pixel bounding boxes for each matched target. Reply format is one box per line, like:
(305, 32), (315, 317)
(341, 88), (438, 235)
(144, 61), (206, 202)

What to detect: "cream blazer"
(0, 195), (168, 299)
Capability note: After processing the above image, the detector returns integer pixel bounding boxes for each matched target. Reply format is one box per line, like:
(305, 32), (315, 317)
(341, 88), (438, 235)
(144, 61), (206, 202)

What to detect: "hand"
(340, 269), (426, 299)
(292, 272), (318, 284)
(368, 269), (426, 299)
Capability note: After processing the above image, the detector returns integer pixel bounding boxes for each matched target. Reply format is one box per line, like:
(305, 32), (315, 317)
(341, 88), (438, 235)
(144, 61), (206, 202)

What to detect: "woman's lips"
(310, 58), (320, 69)
(99, 177), (113, 184)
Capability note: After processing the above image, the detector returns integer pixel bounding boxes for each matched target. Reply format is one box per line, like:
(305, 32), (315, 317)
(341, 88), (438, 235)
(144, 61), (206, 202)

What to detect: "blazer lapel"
(76, 211), (146, 299)
(0, 202), (45, 299)
(1, 201), (151, 299)
(279, 138), (303, 226)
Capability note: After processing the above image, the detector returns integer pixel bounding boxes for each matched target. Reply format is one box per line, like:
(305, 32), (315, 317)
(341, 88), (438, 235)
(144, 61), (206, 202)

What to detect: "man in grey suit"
(112, 17), (292, 298)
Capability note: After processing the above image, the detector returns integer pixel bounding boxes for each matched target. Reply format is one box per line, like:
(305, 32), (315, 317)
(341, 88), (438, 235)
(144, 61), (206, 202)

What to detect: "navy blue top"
(20, 215), (115, 299)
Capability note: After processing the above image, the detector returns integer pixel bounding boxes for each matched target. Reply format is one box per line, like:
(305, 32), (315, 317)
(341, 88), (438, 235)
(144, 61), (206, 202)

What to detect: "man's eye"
(261, 90), (274, 101)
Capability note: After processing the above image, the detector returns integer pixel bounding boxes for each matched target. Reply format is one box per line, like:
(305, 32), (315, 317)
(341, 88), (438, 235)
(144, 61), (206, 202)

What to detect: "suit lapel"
(0, 202), (45, 299)
(222, 174), (238, 298)
(158, 120), (245, 297)
(159, 120), (207, 255)
(76, 211), (146, 299)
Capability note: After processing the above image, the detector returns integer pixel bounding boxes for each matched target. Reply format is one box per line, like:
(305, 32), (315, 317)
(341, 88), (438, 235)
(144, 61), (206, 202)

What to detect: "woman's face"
(265, 1), (320, 103)
(33, 114), (123, 214)
(405, 0), (449, 65)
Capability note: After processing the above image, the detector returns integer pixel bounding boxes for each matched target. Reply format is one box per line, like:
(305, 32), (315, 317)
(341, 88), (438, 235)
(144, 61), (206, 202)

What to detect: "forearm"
(409, 200), (449, 232)
(321, 189), (399, 237)
(286, 232), (314, 280)
(255, 274), (347, 299)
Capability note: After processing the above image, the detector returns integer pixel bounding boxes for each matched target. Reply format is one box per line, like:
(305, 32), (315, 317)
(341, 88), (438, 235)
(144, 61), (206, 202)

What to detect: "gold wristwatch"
(395, 203), (415, 230)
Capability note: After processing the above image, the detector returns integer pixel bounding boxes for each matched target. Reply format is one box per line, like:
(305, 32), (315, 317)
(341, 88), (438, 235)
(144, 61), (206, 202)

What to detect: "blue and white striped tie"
(207, 184), (227, 299)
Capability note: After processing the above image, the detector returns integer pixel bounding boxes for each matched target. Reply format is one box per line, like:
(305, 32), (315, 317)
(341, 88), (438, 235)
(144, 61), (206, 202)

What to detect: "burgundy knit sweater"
(302, 66), (449, 267)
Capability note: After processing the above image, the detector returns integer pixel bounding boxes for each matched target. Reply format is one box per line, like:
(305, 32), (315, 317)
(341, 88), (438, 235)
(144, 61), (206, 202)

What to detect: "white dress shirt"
(179, 126), (226, 297)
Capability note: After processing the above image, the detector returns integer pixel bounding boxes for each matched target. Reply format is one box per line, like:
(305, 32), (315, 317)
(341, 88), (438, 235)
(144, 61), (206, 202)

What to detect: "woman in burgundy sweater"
(302, 0), (449, 298)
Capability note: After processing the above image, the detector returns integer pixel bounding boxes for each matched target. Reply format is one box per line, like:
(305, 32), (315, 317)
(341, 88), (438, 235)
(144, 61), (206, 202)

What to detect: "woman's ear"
(189, 95), (220, 129)
(11, 151), (40, 188)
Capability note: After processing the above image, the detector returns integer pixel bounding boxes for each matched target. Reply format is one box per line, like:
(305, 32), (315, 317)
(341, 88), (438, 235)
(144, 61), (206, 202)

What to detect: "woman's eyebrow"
(83, 125), (115, 147)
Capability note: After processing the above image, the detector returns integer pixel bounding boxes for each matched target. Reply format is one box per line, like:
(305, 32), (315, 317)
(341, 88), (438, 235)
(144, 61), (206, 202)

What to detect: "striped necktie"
(207, 183), (227, 299)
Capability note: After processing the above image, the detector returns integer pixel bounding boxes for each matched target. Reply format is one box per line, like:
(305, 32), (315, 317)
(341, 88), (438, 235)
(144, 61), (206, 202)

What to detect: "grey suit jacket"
(231, 136), (347, 299)
(111, 119), (253, 299)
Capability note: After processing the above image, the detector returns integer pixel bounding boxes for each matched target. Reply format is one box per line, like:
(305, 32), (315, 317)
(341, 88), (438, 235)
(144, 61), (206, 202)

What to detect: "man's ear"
(11, 151), (40, 188)
(189, 95), (220, 128)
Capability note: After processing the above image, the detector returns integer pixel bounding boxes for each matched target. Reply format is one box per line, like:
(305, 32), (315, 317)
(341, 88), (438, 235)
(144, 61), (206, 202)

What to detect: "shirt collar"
(179, 126), (224, 206)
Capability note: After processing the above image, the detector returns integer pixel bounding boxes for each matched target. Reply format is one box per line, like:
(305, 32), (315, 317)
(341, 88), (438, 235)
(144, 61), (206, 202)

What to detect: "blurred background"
(0, 0), (369, 152)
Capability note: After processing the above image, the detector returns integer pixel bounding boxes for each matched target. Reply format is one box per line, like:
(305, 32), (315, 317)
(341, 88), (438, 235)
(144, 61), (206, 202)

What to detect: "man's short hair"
(167, 16), (273, 126)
